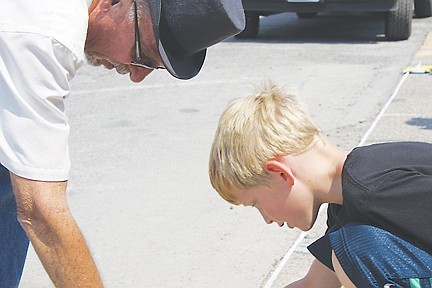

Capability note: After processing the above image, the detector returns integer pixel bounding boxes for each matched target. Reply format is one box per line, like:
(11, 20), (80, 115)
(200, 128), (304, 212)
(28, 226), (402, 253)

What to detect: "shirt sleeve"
(361, 169), (432, 254)
(307, 205), (341, 271)
(307, 233), (334, 271)
(0, 33), (82, 181)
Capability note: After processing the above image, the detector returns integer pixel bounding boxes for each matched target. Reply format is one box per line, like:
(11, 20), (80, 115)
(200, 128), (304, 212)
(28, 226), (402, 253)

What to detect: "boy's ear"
(264, 159), (295, 187)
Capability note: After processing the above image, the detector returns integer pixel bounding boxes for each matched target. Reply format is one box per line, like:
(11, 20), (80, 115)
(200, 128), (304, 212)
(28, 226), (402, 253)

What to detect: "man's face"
(85, 0), (164, 83)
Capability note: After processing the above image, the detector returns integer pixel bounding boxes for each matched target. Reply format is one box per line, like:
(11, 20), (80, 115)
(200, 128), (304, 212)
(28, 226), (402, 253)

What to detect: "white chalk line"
(263, 69), (413, 288)
(263, 231), (308, 288)
(358, 71), (410, 147)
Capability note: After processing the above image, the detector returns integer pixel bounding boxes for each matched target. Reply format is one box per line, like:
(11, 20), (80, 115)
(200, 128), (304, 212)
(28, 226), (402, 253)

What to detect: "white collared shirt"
(0, 1), (88, 181)
(0, 0), (88, 60)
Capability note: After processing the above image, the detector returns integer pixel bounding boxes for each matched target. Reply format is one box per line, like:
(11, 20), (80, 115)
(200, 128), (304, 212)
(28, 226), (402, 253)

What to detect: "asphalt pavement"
(18, 12), (432, 288)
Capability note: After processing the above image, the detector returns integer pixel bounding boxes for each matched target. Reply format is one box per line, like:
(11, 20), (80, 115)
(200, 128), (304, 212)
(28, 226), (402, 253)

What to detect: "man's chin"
(85, 52), (103, 67)
(85, 52), (130, 75)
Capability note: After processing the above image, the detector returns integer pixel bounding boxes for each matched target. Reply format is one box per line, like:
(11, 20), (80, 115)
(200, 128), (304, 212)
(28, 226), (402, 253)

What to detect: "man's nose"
(129, 65), (153, 83)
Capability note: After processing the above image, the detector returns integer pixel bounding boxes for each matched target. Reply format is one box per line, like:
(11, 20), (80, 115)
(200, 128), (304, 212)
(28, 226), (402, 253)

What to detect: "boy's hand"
(284, 259), (342, 288)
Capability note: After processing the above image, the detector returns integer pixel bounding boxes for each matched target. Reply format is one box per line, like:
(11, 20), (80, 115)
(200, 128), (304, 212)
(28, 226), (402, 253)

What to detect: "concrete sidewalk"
(267, 32), (432, 288)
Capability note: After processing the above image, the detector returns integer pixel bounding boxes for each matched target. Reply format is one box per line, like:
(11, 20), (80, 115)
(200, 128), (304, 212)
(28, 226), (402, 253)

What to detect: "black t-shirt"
(308, 142), (432, 269)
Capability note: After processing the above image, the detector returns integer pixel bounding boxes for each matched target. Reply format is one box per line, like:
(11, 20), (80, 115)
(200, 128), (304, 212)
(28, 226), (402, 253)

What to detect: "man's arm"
(284, 259), (341, 288)
(10, 173), (103, 288)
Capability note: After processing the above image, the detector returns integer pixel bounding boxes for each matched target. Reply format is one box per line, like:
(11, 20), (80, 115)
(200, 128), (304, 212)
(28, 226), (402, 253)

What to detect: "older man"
(0, 0), (244, 287)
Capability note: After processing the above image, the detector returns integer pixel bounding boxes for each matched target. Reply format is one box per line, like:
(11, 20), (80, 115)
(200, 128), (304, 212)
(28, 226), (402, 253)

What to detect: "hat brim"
(148, 0), (206, 80)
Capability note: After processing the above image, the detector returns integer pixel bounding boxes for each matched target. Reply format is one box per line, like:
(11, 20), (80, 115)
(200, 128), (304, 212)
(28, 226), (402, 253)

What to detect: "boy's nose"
(260, 213), (273, 225)
(256, 207), (274, 225)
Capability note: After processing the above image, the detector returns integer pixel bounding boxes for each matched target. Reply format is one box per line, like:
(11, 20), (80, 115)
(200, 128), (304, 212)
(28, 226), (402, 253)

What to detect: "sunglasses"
(131, 0), (165, 70)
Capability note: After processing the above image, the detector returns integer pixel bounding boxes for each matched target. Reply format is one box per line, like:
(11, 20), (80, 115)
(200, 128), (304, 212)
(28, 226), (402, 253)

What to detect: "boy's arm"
(284, 259), (341, 288)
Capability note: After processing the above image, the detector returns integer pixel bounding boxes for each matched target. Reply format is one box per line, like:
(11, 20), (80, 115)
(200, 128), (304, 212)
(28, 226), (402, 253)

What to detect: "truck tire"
(385, 0), (413, 40)
(236, 12), (260, 39)
(414, 0), (432, 18)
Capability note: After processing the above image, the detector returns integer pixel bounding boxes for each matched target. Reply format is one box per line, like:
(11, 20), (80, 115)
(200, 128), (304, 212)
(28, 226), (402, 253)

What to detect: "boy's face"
(233, 179), (319, 231)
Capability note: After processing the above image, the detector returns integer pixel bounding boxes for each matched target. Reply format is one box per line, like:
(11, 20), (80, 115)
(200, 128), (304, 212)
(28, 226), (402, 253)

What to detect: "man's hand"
(11, 173), (103, 288)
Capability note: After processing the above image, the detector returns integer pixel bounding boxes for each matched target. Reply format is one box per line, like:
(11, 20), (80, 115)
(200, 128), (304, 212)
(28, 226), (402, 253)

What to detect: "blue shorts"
(0, 164), (30, 288)
(309, 224), (432, 288)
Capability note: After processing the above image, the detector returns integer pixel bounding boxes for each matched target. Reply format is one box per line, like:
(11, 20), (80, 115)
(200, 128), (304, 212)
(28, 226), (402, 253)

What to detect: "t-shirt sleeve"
(359, 170), (432, 253)
(342, 142), (432, 254)
(0, 34), (82, 181)
(307, 233), (334, 271)
(307, 204), (341, 271)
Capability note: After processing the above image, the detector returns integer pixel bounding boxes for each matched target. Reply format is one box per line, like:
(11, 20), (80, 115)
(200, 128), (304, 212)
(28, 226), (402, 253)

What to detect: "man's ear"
(264, 159), (295, 187)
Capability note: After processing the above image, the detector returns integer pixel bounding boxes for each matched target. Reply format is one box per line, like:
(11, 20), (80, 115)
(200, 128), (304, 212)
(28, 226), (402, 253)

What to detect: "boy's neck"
(293, 138), (348, 205)
(325, 142), (348, 205)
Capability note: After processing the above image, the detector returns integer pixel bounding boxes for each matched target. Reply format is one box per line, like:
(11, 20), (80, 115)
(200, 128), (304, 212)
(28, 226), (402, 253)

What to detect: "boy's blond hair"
(209, 82), (321, 204)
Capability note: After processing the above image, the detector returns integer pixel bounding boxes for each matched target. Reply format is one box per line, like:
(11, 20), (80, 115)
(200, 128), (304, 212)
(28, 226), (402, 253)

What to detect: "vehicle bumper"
(242, 0), (399, 14)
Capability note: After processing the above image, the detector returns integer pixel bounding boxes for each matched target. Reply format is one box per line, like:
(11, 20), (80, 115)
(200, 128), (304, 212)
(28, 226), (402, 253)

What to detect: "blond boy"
(209, 83), (432, 287)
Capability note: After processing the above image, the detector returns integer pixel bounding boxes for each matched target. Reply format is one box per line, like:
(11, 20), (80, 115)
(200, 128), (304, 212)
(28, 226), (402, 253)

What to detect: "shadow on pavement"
(406, 117), (432, 130)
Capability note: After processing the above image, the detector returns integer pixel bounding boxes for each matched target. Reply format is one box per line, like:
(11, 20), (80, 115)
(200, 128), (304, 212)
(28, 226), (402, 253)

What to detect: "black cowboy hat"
(148, 0), (245, 80)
